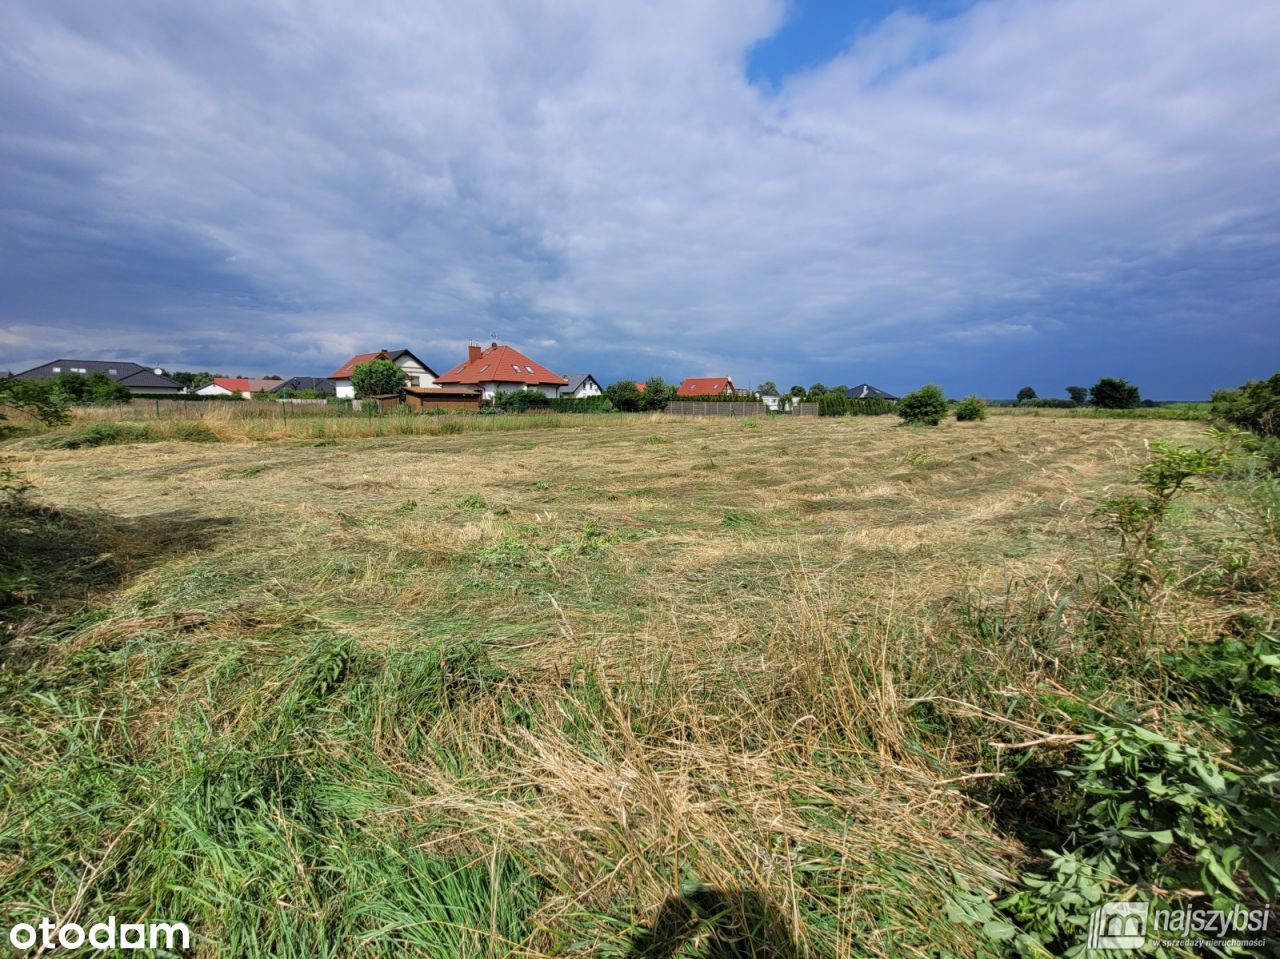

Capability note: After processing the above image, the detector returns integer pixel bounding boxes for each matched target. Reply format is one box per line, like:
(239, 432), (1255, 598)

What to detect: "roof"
(843, 384), (899, 401)
(436, 343), (567, 387)
(10, 359), (182, 390)
(561, 373), (597, 393)
(278, 376), (336, 394)
(328, 349), (437, 380)
(209, 377), (283, 394)
(676, 377), (734, 397)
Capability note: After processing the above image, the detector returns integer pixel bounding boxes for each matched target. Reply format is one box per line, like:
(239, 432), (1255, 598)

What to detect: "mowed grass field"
(0, 414), (1232, 956)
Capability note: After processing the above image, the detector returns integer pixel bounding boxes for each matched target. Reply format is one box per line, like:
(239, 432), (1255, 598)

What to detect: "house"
(558, 374), (602, 399)
(328, 349), (438, 399)
(843, 384), (898, 401)
(435, 342), (567, 401)
(676, 377), (735, 397)
(275, 376), (335, 396)
(757, 384), (786, 412)
(9, 359), (184, 394)
(196, 377), (285, 398)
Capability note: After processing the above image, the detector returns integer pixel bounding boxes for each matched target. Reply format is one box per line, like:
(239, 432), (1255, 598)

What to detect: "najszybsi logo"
(1085, 899), (1273, 951)
(1087, 901), (1148, 949)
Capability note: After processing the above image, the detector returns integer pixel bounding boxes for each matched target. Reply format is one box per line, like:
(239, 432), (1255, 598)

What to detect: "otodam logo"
(7, 917), (190, 952)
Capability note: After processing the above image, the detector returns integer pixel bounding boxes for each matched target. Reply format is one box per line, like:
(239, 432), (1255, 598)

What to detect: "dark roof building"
(843, 384), (898, 401)
(9, 359), (183, 393)
(276, 376), (335, 395)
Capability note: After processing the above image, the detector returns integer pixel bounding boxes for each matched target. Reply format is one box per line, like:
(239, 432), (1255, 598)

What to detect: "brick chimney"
(468, 343), (482, 362)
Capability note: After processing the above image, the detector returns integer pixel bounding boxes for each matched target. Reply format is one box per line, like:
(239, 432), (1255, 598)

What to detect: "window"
(108, 369), (117, 374)
(512, 364), (520, 373)
(525, 366), (533, 373)
(52, 367), (61, 372)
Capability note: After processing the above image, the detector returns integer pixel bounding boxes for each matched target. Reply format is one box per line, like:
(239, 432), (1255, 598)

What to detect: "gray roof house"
(9, 359), (184, 394)
(558, 373), (603, 398)
(274, 376), (336, 396)
(843, 384), (898, 401)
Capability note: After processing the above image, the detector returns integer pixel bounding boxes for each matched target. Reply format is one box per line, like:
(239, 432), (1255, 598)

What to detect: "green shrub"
(953, 395), (987, 421)
(549, 396), (613, 413)
(1089, 376), (1141, 409)
(493, 389), (551, 412)
(896, 384), (948, 426)
(1210, 371), (1280, 437)
(604, 380), (644, 412)
(847, 398), (895, 416)
(817, 394), (848, 416)
(350, 359), (406, 399)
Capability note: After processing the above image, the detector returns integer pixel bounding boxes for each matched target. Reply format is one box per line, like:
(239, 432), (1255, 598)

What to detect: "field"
(2, 413), (1275, 957)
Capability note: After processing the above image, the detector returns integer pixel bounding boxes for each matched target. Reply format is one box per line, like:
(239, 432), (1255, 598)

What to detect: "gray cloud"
(1, 0), (1277, 394)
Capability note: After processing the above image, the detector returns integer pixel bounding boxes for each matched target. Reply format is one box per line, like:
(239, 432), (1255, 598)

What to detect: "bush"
(1210, 371), (1280, 437)
(1016, 386), (1037, 402)
(604, 380), (644, 412)
(954, 395), (987, 421)
(493, 389), (551, 412)
(350, 359), (406, 399)
(897, 384), (948, 426)
(51, 372), (132, 405)
(549, 396), (613, 413)
(1089, 376), (1141, 409)
(817, 394), (848, 417)
(640, 377), (676, 412)
(0, 378), (68, 428)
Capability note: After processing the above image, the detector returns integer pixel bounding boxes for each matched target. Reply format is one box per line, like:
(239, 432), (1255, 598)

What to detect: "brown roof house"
(436, 342), (567, 401)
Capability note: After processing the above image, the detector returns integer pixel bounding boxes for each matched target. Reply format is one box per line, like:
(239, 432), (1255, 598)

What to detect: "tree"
(51, 372), (131, 405)
(954, 395), (987, 421)
(807, 383), (829, 400)
(757, 381), (778, 396)
(1066, 385), (1088, 407)
(350, 359), (406, 398)
(1209, 372), (1280, 437)
(788, 385), (806, 399)
(897, 384), (948, 426)
(168, 371), (218, 390)
(1017, 386), (1038, 402)
(640, 377), (674, 411)
(263, 374), (283, 380)
(1090, 377), (1140, 409)
(0, 378), (68, 428)
(605, 380), (643, 412)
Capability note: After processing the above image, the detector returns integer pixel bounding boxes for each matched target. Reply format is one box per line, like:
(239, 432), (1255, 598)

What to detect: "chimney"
(468, 343), (482, 362)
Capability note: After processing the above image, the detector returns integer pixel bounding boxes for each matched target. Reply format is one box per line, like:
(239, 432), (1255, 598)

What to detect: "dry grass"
(0, 414), (1222, 957)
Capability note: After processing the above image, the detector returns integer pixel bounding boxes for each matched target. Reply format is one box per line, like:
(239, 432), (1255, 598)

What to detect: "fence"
(664, 401), (768, 417)
(791, 402), (819, 417)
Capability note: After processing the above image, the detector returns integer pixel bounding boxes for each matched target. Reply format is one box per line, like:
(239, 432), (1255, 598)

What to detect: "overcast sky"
(1, 0), (1277, 397)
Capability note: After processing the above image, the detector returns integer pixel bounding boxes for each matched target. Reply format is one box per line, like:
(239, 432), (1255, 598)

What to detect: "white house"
(328, 349), (438, 399)
(435, 342), (568, 401)
(558, 374), (602, 399)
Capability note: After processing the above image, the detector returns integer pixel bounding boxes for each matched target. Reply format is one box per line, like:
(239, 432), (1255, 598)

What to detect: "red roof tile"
(328, 351), (389, 379)
(436, 343), (567, 387)
(676, 377), (734, 396)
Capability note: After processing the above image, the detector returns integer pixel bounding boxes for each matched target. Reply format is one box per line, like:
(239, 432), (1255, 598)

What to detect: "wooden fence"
(791, 403), (819, 416)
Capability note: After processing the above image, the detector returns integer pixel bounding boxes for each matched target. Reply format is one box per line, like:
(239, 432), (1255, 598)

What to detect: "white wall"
(395, 356), (436, 388)
(333, 379), (354, 399)
(568, 379), (601, 398)
(196, 383), (233, 396)
(479, 381), (561, 401)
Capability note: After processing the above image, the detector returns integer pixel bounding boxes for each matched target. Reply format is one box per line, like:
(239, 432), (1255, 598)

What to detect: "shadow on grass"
(1, 500), (236, 623)
(627, 887), (797, 959)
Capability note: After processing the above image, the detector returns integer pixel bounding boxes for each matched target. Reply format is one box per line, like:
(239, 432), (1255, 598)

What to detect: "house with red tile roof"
(435, 342), (567, 401)
(676, 376), (736, 397)
(327, 349), (438, 399)
(196, 377), (286, 398)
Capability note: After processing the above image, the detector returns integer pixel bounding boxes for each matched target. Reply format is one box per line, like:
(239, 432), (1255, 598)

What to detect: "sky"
(1, 0), (1277, 399)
